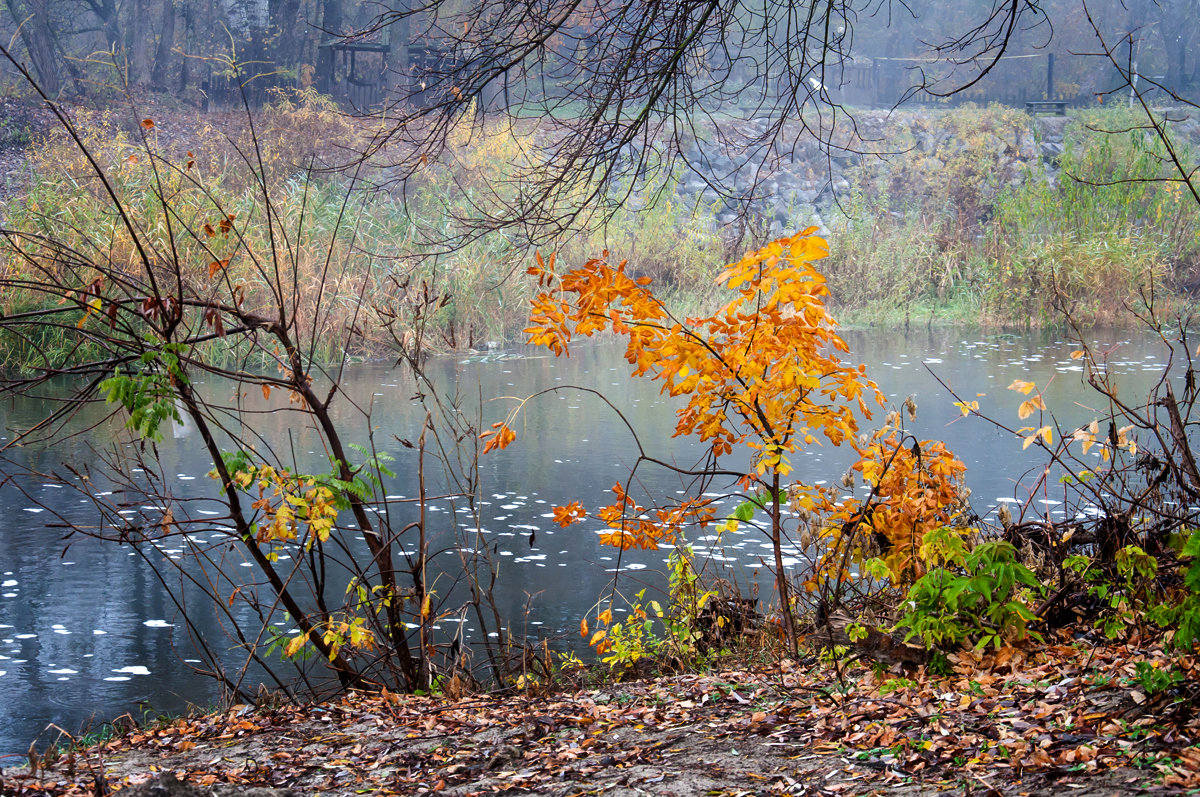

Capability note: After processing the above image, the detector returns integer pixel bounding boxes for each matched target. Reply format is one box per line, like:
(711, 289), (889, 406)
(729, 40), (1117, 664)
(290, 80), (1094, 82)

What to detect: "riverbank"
(5, 632), (1198, 796)
(0, 96), (1196, 372)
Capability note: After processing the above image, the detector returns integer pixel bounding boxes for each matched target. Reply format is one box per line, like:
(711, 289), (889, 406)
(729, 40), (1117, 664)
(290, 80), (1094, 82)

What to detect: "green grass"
(821, 105), (1198, 328)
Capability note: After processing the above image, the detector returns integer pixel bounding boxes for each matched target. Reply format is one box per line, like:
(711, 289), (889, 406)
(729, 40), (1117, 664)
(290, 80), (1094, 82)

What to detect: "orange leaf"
(551, 501), (585, 527)
(208, 259), (229, 278)
(580, 618), (588, 638)
(261, 384), (271, 400)
(480, 422), (516, 454)
(141, 118), (155, 129)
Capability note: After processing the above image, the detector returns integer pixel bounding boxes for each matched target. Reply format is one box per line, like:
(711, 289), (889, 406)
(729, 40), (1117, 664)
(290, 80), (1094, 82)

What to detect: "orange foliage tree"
(483, 229), (968, 649)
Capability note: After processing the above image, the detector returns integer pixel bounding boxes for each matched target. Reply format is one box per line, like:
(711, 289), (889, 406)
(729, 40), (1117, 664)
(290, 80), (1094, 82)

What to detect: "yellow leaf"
(421, 593), (431, 619)
(589, 629), (607, 646)
(598, 608), (612, 626)
(1070, 350), (1084, 360)
(950, 398), (979, 417)
(283, 631), (308, 658)
(1017, 394), (1046, 419)
(1008, 379), (1036, 394)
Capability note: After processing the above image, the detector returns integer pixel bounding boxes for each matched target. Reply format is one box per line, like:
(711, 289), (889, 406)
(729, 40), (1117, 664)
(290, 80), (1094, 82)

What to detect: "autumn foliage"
(484, 230), (971, 650)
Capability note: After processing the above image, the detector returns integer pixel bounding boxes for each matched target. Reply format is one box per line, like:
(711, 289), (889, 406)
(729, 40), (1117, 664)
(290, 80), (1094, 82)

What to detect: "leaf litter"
(4, 630), (1199, 795)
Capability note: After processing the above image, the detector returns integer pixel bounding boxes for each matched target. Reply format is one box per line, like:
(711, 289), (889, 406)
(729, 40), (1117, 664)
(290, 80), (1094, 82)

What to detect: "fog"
(0, 0), (1195, 113)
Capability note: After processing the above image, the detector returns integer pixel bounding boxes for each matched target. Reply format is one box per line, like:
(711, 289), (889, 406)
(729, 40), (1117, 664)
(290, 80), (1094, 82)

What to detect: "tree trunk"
(386, 1), (410, 94)
(129, 0), (152, 87)
(269, 0), (303, 69)
(150, 0), (177, 90)
(6, 0), (61, 96)
(314, 0), (343, 94)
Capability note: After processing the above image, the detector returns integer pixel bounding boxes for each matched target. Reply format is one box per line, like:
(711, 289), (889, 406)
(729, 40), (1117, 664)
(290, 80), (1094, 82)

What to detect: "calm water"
(0, 328), (1185, 757)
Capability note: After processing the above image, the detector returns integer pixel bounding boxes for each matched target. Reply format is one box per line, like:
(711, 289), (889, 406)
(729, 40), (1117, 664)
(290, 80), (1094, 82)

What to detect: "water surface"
(0, 328), (1184, 757)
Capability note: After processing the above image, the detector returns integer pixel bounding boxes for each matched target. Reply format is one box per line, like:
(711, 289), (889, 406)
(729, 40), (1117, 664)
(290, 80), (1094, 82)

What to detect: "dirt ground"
(4, 650), (1196, 797)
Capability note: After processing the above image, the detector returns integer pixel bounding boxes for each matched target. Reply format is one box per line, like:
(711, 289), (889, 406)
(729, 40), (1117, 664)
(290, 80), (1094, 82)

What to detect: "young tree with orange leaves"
(483, 229), (969, 651)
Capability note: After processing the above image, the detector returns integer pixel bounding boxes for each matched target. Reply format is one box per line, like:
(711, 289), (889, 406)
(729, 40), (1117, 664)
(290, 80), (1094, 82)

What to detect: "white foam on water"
(48, 668), (77, 675)
(143, 620), (173, 628)
(93, 630), (107, 635)
(1, 580), (15, 588)
(103, 676), (131, 682)
(112, 666), (151, 675)
(23, 508), (44, 513)
(16, 634), (35, 639)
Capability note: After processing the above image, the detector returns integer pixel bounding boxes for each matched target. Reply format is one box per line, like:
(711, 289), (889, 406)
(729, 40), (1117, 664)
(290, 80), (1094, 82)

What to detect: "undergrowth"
(823, 105), (1198, 327)
(3, 102), (1198, 371)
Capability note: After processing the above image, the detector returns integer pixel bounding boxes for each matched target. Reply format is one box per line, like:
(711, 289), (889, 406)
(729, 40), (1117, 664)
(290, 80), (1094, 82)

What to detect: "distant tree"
(3, 0), (61, 95)
(359, 0), (1055, 243)
(1149, 0), (1200, 94)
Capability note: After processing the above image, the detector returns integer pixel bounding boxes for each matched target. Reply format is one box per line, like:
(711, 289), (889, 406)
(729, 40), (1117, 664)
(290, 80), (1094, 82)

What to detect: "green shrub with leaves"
(587, 546), (724, 673)
(890, 530), (1042, 650)
(1066, 529), (1200, 650)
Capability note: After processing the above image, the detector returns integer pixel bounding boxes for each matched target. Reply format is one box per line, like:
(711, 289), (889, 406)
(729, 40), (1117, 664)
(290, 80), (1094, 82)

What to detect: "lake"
(0, 327), (1184, 758)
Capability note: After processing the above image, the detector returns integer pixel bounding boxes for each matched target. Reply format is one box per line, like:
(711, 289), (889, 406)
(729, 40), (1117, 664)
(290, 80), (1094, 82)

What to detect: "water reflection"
(0, 328), (1188, 756)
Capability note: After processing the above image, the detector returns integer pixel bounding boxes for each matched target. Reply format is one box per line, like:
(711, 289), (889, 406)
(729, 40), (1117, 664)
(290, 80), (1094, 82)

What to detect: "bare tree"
(0, 53), (524, 700)
(356, 0), (1048, 246)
